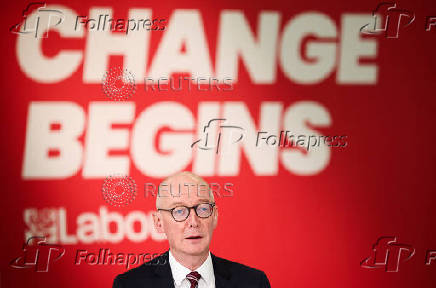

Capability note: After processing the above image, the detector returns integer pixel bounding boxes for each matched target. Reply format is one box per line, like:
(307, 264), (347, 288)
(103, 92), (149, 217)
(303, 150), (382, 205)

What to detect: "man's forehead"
(156, 173), (213, 207)
(158, 186), (212, 203)
(164, 173), (205, 186)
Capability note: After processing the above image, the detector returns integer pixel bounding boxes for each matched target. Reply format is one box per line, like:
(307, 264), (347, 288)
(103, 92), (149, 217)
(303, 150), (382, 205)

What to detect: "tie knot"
(186, 271), (201, 287)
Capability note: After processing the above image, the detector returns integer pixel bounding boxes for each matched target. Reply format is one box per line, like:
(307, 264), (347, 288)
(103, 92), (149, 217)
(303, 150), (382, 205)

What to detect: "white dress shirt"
(168, 249), (215, 288)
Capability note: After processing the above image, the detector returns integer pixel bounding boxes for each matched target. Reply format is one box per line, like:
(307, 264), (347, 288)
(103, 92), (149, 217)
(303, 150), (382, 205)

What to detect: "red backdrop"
(1, 0), (436, 287)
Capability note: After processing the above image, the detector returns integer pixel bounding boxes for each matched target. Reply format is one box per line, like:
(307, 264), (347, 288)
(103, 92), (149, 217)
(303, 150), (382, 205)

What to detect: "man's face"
(153, 176), (218, 257)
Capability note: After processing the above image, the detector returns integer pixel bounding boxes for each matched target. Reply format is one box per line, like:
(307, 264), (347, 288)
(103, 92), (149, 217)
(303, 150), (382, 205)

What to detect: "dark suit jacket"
(113, 251), (271, 288)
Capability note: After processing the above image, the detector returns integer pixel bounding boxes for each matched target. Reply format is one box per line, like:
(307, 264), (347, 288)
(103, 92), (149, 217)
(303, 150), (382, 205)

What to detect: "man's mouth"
(185, 236), (202, 240)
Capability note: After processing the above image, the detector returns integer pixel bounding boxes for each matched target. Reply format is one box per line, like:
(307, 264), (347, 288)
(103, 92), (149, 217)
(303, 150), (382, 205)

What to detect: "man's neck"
(170, 249), (209, 271)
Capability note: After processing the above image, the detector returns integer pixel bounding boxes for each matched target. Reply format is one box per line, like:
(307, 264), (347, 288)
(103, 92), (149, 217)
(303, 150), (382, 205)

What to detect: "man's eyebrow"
(169, 202), (186, 207)
(169, 199), (211, 207)
(197, 199), (211, 203)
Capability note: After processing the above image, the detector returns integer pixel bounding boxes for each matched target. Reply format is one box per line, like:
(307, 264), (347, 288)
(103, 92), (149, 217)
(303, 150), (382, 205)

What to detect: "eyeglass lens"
(172, 204), (213, 220)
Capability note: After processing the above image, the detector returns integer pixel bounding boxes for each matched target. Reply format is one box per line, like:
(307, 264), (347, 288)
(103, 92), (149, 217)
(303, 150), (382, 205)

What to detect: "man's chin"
(181, 240), (209, 255)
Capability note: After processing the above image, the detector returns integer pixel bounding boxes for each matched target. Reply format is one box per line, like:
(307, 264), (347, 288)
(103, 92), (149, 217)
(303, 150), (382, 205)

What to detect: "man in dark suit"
(113, 171), (271, 288)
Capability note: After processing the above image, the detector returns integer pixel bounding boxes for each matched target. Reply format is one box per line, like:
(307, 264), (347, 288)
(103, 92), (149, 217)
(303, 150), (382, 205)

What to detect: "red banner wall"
(1, 0), (436, 287)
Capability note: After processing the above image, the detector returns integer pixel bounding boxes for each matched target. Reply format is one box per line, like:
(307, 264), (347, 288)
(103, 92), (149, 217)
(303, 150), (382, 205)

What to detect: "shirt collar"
(168, 249), (215, 286)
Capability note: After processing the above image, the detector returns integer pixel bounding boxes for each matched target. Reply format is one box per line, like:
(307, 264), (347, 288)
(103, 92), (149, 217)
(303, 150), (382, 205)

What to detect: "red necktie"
(186, 271), (201, 288)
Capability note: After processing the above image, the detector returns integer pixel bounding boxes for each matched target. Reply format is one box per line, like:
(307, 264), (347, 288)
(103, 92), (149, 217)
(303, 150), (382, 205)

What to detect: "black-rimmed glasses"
(158, 203), (215, 222)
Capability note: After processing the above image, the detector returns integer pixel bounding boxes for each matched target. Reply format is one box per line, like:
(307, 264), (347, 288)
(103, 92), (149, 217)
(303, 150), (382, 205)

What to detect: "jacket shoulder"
(115, 262), (156, 280)
(212, 254), (269, 280)
(113, 253), (170, 288)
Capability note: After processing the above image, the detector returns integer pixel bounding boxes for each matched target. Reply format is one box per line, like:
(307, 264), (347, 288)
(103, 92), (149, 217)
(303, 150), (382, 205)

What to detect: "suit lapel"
(211, 253), (231, 288)
(153, 251), (175, 288)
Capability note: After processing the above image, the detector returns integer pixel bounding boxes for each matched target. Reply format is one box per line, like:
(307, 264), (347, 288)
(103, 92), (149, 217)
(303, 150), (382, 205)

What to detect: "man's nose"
(186, 208), (200, 227)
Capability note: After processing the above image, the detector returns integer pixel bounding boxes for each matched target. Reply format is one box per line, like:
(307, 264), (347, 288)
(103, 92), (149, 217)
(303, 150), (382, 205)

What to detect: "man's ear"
(212, 206), (218, 229)
(152, 211), (165, 233)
